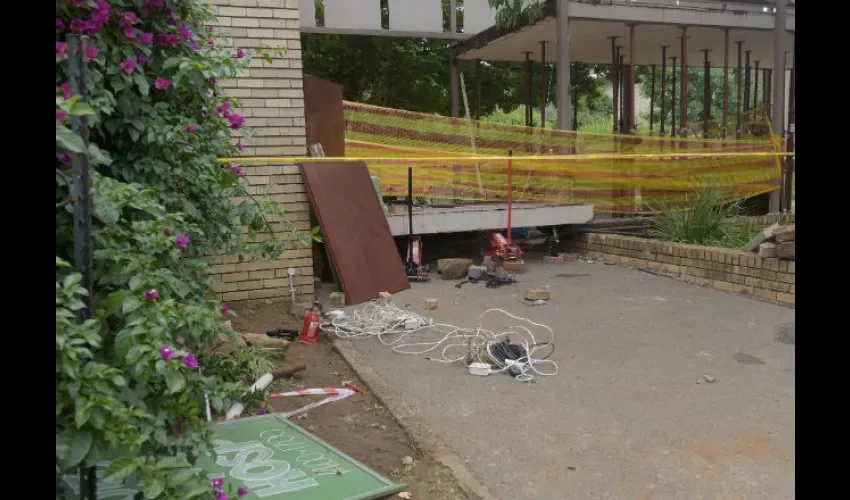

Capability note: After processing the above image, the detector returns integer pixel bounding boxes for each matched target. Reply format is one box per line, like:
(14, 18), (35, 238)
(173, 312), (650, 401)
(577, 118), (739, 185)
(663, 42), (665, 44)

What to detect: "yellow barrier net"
(341, 101), (785, 215)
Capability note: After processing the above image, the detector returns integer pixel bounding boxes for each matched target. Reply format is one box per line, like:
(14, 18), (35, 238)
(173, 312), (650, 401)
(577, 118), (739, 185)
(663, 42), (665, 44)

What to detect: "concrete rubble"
(744, 223), (795, 261)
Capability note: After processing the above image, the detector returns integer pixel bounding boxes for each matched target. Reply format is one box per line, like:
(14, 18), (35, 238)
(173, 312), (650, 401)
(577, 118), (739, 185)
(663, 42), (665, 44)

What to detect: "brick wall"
(741, 214), (795, 231)
(208, 0), (313, 304)
(569, 234), (795, 306)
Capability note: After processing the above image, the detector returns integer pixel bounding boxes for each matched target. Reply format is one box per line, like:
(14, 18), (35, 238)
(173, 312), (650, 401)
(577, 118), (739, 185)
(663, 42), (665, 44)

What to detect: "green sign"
(62, 415), (405, 500)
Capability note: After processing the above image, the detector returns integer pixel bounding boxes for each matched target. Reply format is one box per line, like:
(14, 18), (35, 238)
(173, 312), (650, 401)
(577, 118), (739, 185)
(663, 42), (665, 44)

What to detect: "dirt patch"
(230, 300), (470, 500)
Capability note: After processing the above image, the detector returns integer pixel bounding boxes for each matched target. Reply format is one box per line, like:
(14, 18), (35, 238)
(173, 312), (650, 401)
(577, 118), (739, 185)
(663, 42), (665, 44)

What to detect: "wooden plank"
(300, 161), (410, 305)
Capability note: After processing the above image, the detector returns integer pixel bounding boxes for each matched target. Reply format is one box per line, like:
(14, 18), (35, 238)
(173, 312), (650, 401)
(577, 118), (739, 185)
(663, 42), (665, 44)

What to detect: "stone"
(773, 224), (795, 242)
(502, 259), (526, 274)
(743, 222), (781, 252)
(467, 265), (487, 280)
(242, 333), (291, 350)
(524, 288), (551, 301)
(424, 298), (438, 310)
(329, 292), (346, 308)
(543, 255), (565, 264)
(776, 241), (795, 260)
(401, 456), (414, 467)
(397, 492), (413, 500)
(758, 242), (777, 258)
(378, 291), (392, 299)
(436, 258), (474, 279)
(703, 374), (716, 384)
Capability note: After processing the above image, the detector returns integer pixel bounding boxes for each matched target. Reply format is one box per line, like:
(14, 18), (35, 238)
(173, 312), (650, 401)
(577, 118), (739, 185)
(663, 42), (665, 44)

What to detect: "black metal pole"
(744, 49), (751, 111)
(649, 63), (656, 135)
(671, 56), (678, 136)
(660, 46), (668, 136)
(736, 41), (744, 139)
(619, 52), (625, 133)
(701, 49), (711, 137)
(68, 34), (96, 500)
(753, 60), (760, 113)
(572, 62), (579, 130)
(609, 36), (620, 133)
(524, 52), (532, 127)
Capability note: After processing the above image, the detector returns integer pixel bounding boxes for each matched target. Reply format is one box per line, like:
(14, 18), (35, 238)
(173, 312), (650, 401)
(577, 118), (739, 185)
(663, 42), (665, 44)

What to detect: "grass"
(205, 345), (281, 385)
(649, 184), (757, 249)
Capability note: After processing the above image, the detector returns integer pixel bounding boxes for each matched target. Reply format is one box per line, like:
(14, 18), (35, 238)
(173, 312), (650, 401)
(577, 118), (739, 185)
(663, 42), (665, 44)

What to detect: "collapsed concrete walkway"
(334, 257), (795, 500)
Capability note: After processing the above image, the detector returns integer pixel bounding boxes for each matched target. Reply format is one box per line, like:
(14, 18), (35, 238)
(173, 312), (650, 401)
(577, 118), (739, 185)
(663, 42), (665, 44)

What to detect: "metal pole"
(449, 0), (458, 117)
(540, 41), (547, 127)
(660, 46), (668, 136)
(407, 167), (414, 257)
(475, 60), (482, 121)
(744, 49), (751, 111)
(785, 34), (795, 213)
(524, 51), (532, 126)
(671, 56), (678, 136)
(765, 68), (772, 118)
(628, 24), (637, 133)
(722, 30), (729, 138)
(68, 33), (96, 500)
(649, 63), (656, 135)
(762, 68), (770, 110)
(753, 60), (760, 112)
(770, 0), (787, 213)
(701, 49), (711, 137)
(572, 62), (579, 130)
(679, 27), (689, 136)
(609, 36), (620, 133)
(556, 0), (572, 130)
(506, 150), (513, 242)
(736, 41), (744, 139)
(619, 51), (625, 133)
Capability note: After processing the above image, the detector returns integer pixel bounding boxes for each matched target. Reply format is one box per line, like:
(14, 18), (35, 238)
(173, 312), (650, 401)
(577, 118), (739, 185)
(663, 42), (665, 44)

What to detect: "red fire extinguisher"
(298, 301), (322, 345)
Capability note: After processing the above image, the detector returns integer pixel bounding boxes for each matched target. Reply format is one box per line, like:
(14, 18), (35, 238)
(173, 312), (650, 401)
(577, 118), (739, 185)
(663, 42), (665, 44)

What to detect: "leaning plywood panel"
(300, 161), (410, 305)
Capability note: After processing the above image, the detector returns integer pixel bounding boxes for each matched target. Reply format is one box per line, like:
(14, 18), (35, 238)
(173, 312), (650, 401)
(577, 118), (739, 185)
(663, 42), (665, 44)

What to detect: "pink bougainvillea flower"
(72, 0), (85, 6)
(178, 24), (192, 40)
(216, 101), (231, 116)
(56, 42), (68, 58)
(256, 408), (267, 415)
(221, 304), (232, 315)
(123, 26), (137, 41)
(56, 18), (65, 33)
(160, 345), (175, 361)
(235, 49), (245, 59)
(236, 141), (243, 151)
(145, 289), (159, 300)
(227, 114), (246, 130)
(70, 18), (86, 33)
(58, 81), (71, 100)
(58, 153), (72, 166)
(208, 25), (215, 32)
(154, 77), (171, 90)
(158, 33), (180, 47)
(136, 53), (148, 66)
(229, 165), (246, 177)
(216, 493), (228, 500)
(167, 15), (176, 25)
(138, 32), (153, 45)
(190, 42), (200, 52)
(181, 351), (199, 369)
(209, 76), (217, 86)
(121, 11), (140, 28)
(237, 488), (248, 497)
(56, 110), (68, 122)
(208, 39), (215, 47)
(185, 123), (197, 134)
(120, 58), (136, 75)
(211, 477), (224, 491)
(85, 46), (99, 61)
(174, 234), (189, 249)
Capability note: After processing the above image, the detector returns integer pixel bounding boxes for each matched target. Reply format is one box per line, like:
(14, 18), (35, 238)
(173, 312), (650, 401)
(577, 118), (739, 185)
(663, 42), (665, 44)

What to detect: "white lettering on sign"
(259, 429), (349, 476)
(213, 440), (319, 497)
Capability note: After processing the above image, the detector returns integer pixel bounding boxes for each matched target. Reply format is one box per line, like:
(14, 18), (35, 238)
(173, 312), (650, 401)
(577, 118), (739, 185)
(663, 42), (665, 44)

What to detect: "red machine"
(484, 231), (523, 261)
(297, 301), (322, 344)
(406, 235), (429, 282)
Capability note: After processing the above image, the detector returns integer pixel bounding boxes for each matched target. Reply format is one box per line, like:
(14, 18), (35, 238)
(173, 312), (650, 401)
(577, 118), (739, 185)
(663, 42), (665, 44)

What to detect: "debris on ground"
(502, 258), (526, 274)
(604, 261), (616, 266)
(467, 264), (487, 280)
(242, 332), (292, 350)
(520, 299), (548, 307)
(744, 223), (795, 260)
(703, 374), (717, 383)
(743, 223), (780, 252)
(424, 298), (439, 310)
(437, 258), (474, 279)
(524, 288), (551, 301)
(398, 492), (413, 499)
(330, 292), (346, 307)
(379, 291), (393, 299)
(758, 242), (777, 258)
(401, 456), (415, 470)
(271, 363), (306, 378)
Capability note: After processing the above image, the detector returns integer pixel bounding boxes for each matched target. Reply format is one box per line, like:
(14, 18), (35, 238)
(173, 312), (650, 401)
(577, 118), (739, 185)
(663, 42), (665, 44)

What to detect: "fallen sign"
(63, 415), (406, 500)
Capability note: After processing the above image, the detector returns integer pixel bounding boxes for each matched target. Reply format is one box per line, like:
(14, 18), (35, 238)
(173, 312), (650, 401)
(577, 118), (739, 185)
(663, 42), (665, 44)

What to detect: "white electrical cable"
(325, 301), (559, 382)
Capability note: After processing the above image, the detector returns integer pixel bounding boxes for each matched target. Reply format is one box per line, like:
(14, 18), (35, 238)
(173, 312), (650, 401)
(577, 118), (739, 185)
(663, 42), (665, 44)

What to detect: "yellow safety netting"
(341, 101), (785, 214)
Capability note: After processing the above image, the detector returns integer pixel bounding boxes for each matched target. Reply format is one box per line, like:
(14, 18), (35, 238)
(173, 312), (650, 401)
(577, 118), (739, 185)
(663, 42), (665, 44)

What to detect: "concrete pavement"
(330, 256), (795, 499)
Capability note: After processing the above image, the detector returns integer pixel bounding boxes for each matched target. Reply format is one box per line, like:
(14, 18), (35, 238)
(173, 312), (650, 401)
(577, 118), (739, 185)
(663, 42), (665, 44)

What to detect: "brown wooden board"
(303, 74), (345, 157)
(299, 161), (410, 304)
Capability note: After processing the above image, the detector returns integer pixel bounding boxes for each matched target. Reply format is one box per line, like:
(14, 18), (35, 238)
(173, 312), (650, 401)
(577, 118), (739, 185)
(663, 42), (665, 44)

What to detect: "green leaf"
(102, 457), (138, 483)
(155, 456), (190, 470)
(66, 430), (92, 469)
(143, 476), (166, 499)
(68, 101), (97, 117)
(103, 290), (129, 317)
(166, 370), (186, 394)
(56, 125), (87, 153)
(219, 170), (236, 188)
(134, 73), (150, 96)
(183, 485), (213, 498)
(163, 57), (181, 70)
(122, 295), (142, 314)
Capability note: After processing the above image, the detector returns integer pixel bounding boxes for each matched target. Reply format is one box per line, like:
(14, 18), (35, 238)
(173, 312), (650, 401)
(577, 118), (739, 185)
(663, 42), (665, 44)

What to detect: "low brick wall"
(741, 214), (795, 231)
(569, 234), (795, 306)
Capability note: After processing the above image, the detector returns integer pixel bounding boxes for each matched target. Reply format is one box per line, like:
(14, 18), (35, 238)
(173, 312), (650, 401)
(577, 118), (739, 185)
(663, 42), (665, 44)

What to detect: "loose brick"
(524, 288), (551, 301)
(776, 292), (795, 305)
(424, 298), (439, 310)
(329, 292), (346, 308)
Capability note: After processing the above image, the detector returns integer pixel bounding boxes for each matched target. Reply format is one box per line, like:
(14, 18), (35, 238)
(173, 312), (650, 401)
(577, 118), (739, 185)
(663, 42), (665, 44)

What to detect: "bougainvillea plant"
(56, 1), (314, 498)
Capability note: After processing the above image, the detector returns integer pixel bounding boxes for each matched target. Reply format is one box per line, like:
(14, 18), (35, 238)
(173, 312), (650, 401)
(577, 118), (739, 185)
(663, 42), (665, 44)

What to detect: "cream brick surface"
(211, 0), (311, 304)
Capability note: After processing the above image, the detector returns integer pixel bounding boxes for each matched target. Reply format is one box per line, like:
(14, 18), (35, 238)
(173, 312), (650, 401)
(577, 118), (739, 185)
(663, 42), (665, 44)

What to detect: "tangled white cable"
(325, 301), (559, 382)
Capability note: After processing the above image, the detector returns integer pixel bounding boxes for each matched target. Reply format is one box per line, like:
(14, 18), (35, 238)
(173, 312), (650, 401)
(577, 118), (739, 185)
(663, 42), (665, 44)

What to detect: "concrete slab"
(328, 255), (795, 500)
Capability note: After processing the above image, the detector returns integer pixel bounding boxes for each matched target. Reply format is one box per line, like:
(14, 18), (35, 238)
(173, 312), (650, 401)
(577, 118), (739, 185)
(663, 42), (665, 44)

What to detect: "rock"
(743, 223), (781, 252)
(703, 374), (716, 384)
(424, 298), (438, 310)
(221, 320), (234, 332)
(758, 242), (777, 258)
(243, 333), (292, 350)
(776, 241), (795, 260)
(467, 265), (487, 280)
(205, 333), (248, 356)
(378, 291), (392, 299)
(329, 292), (346, 308)
(272, 364), (306, 378)
(398, 492), (413, 499)
(502, 259), (526, 274)
(437, 258), (474, 279)
(524, 288), (551, 301)
(773, 224), (795, 242)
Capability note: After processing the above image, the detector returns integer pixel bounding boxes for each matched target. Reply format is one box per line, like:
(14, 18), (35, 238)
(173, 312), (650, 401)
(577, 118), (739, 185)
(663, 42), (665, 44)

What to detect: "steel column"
(475, 60), (482, 120)
(679, 27), (688, 136)
(628, 24), (637, 133)
(649, 64), (656, 135)
(449, 0), (458, 118)
(540, 41), (547, 128)
(523, 51), (532, 127)
(609, 36), (620, 133)
(671, 56), (678, 136)
(744, 49), (751, 111)
(753, 60), (760, 112)
(770, 0), (787, 214)
(619, 52), (625, 133)
(722, 30), (729, 138)
(701, 49), (711, 137)
(660, 46), (668, 136)
(784, 34), (795, 213)
(555, 0), (571, 130)
(735, 41), (743, 139)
